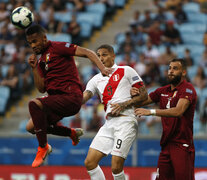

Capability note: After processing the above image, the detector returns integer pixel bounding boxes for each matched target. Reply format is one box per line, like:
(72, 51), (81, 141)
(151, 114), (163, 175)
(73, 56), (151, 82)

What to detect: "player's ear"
(182, 69), (187, 77)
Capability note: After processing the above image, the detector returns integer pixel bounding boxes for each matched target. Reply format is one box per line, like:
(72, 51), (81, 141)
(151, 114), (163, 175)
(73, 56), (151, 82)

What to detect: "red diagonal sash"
(102, 68), (124, 111)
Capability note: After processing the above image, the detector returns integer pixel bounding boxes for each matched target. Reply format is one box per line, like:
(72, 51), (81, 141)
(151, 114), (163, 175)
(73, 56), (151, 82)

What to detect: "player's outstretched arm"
(110, 85), (148, 116)
(28, 54), (45, 93)
(135, 98), (190, 117)
(75, 46), (113, 76)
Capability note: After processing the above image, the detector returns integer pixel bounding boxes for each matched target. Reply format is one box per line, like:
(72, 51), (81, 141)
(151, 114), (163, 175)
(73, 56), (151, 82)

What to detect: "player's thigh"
(85, 148), (106, 170)
(171, 144), (194, 180)
(90, 124), (114, 156)
(112, 117), (138, 159)
(38, 94), (82, 116)
(156, 148), (174, 180)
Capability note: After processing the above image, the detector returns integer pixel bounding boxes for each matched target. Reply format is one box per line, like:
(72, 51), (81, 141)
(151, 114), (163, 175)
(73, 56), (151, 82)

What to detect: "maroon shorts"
(37, 92), (83, 124)
(156, 142), (195, 180)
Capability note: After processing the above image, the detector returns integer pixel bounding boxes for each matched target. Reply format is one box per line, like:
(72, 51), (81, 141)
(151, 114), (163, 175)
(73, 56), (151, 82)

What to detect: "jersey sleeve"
(85, 77), (97, 95)
(149, 87), (162, 103)
(179, 85), (195, 104)
(52, 42), (77, 56)
(126, 66), (144, 88)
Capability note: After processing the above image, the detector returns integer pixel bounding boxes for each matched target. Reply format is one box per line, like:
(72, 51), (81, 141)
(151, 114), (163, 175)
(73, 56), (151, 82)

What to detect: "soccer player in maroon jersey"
(131, 58), (197, 180)
(25, 25), (112, 168)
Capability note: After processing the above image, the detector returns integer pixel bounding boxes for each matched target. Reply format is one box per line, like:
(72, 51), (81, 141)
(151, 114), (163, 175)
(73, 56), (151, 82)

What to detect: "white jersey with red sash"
(85, 64), (143, 118)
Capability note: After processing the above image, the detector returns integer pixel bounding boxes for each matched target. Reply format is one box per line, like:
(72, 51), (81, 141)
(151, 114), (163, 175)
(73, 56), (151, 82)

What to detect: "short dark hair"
(96, 44), (114, 54)
(170, 58), (187, 70)
(25, 24), (46, 36)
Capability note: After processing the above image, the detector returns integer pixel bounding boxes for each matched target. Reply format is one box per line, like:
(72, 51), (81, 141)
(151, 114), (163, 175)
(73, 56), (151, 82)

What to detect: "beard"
(168, 74), (182, 86)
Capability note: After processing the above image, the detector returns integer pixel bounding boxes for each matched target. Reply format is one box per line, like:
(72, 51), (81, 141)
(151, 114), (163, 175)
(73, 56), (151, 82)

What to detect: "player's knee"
(26, 124), (35, 134)
(84, 158), (97, 170)
(28, 99), (43, 112)
(111, 164), (123, 174)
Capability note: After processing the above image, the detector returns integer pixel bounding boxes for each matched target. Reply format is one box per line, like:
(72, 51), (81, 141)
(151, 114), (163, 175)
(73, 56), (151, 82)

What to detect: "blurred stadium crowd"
(0, 0), (207, 136)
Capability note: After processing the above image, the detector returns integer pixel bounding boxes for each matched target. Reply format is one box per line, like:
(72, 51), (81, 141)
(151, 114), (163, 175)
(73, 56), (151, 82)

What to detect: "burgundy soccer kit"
(149, 80), (197, 180)
(37, 41), (83, 121)
(29, 41), (83, 147)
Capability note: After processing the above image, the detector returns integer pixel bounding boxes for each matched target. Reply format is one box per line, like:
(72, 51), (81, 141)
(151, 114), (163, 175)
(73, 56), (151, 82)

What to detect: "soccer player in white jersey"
(83, 44), (148, 180)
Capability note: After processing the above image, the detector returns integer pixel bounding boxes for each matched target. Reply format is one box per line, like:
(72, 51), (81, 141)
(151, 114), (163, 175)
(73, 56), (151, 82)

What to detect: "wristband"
(150, 109), (156, 116)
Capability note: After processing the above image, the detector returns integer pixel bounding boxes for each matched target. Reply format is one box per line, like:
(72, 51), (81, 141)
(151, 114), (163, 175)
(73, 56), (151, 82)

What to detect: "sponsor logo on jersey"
(161, 94), (169, 97)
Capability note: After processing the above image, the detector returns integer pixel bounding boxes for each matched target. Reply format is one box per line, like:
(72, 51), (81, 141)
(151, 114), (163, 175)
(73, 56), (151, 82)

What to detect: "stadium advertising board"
(0, 166), (207, 180)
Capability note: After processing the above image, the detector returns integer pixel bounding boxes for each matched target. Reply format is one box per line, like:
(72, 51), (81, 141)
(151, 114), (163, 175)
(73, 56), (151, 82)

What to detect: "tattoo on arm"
(122, 85), (148, 109)
(82, 90), (93, 104)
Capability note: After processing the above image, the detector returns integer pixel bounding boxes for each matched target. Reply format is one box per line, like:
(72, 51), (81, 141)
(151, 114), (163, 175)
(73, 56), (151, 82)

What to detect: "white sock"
(112, 170), (126, 180)
(87, 165), (105, 180)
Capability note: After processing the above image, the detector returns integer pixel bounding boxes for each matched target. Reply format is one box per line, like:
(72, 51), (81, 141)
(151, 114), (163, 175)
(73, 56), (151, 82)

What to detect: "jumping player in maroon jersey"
(25, 25), (112, 168)
(131, 58), (197, 180)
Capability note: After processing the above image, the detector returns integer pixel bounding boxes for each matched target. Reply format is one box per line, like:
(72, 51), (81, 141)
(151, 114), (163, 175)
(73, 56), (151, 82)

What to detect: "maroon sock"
(29, 101), (47, 147)
(47, 124), (72, 137)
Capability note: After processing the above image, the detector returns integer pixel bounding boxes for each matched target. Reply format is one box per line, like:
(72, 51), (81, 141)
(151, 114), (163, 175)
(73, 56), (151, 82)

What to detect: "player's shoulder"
(155, 84), (170, 93)
(117, 65), (133, 70)
(180, 80), (196, 93)
(88, 72), (102, 82)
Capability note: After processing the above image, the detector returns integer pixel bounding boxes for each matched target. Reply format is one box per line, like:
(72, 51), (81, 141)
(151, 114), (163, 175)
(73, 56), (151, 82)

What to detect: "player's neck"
(170, 78), (185, 90)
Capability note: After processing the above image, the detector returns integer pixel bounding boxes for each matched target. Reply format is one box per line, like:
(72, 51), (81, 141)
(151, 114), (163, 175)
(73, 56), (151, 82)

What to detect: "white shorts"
(90, 116), (138, 159)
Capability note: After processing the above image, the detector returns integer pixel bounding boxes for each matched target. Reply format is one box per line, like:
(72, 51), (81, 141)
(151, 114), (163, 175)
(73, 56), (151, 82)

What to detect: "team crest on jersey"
(113, 74), (120, 81)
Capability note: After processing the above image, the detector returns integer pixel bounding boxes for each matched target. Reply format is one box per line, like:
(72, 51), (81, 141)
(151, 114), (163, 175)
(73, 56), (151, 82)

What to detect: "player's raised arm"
(75, 46), (113, 76)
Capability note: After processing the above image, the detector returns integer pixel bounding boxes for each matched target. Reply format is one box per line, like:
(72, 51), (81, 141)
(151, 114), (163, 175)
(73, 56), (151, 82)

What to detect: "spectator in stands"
(146, 21), (164, 46)
(163, 20), (182, 46)
(14, 49), (33, 91)
(52, 0), (67, 12)
(130, 24), (145, 46)
(174, 3), (188, 24)
(134, 53), (147, 77)
(141, 61), (160, 88)
(154, 6), (167, 24)
(203, 30), (207, 47)
(199, 48), (207, 67)
(0, 64), (19, 99)
(0, 24), (13, 44)
(140, 10), (154, 29)
(158, 45), (177, 65)
(39, 1), (53, 28)
(118, 31), (135, 54)
(69, 0), (85, 12)
(46, 13), (63, 33)
(67, 14), (82, 45)
(183, 48), (193, 67)
(192, 66), (207, 90)
(129, 10), (141, 27)
(200, 98), (207, 132)
(143, 39), (160, 63)
(165, 0), (181, 11)
(0, 47), (13, 64)
(0, 2), (9, 24)
(118, 53), (136, 68)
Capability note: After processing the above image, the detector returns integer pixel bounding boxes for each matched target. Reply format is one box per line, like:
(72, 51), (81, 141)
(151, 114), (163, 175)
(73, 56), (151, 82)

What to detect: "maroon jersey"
(149, 80), (197, 147)
(37, 41), (82, 95)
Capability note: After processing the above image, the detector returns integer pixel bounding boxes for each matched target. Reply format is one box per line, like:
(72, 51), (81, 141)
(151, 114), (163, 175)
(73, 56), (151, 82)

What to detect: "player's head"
(96, 44), (115, 68)
(25, 24), (47, 55)
(168, 58), (187, 85)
